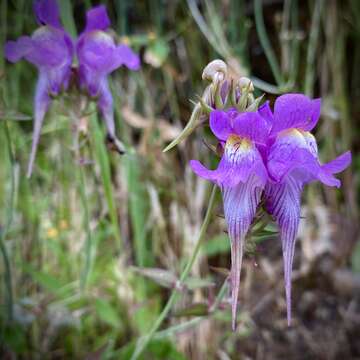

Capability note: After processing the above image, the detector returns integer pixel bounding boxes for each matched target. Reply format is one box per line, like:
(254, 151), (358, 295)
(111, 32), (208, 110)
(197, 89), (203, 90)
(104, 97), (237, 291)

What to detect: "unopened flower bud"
(238, 77), (254, 92)
(202, 59), (227, 83)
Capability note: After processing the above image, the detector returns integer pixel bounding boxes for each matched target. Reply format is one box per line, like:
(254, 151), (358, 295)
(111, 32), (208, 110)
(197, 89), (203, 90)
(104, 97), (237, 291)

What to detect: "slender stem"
(150, 277), (229, 341)
(78, 162), (93, 290)
(0, 122), (16, 321)
(90, 113), (123, 251)
(254, 0), (284, 86)
(59, 0), (77, 38)
(130, 185), (218, 360)
(304, 0), (324, 96)
(289, 0), (300, 88)
(187, 0), (231, 58)
(71, 122), (93, 290)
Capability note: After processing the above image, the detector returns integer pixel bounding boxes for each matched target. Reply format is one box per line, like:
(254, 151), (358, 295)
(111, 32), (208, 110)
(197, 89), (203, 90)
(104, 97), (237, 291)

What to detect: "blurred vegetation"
(0, 0), (359, 359)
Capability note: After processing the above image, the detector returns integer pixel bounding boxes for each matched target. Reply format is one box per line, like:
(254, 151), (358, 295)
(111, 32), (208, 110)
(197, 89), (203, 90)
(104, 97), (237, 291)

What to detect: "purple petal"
(321, 151), (351, 174)
(84, 5), (110, 33)
(267, 129), (342, 187)
(77, 32), (119, 75)
(115, 44), (140, 71)
(190, 135), (267, 188)
(271, 94), (321, 136)
(4, 36), (33, 63)
(209, 110), (232, 141)
(25, 27), (73, 69)
(33, 0), (62, 29)
(233, 111), (270, 145)
(27, 73), (51, 177)
(265, 177), (303, 326)
(222, 175), (264, 330)
(258, 100), (274, 125)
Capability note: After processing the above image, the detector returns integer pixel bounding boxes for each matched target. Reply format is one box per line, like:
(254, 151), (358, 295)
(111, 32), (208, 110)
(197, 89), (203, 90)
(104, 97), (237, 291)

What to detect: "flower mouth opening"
(225, 134), (253, 160)
(226, 134), (252, 149)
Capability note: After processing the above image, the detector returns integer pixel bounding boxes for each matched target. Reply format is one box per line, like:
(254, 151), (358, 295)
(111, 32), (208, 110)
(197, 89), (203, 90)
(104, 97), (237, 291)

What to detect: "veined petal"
(223, 174), (264, 330)
(321, 151), (351, 174)
(190, 134), (267, 188)
(77, 31), (117, 75)
(271, 94), (321, 136)
(209, 110), (233, 142)
(258, 100), (274, 125)
(25, 27), (73, 69)
(233, 111), (270, 145)
(84, 5), (110, 33)
(17, 27), (73, 96)
(27, 72), (51, 177)
(267, 129), (343, 187)
(34, 0), (62, 30)
(265, 177), (303, 325)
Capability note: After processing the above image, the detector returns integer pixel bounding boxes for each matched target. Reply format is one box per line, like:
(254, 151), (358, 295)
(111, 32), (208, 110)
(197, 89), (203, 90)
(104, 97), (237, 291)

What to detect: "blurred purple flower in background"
(190, 93), (351, 329)
(4, 0), (140, 176)
(76, 5), (140, 151)
(5, 0), (73, 177)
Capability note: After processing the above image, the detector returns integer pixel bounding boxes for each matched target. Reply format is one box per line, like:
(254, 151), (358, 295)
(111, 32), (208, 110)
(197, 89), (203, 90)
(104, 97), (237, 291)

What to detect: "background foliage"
(1, 0), (359, 359)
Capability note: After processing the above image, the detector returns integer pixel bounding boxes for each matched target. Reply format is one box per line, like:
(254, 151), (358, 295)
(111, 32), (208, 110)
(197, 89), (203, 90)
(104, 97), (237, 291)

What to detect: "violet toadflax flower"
(263, 94), (351, 325)
(4, 1), (140, 176)
(76, 5), (140, 152)
(189, 92), (351, 330)
(190, 108), (270, 330)
(4, 0), (73, 177)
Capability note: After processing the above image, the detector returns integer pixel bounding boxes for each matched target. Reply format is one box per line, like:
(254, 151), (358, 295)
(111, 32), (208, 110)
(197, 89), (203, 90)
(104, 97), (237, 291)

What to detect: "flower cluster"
(182, 60), (351, 329)
(4, 0), (140, 177)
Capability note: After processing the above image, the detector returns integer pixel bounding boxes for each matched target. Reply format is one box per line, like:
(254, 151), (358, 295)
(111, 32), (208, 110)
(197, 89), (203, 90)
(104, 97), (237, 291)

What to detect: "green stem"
(304, 0), (324, 96)
(254, 0), (284, 86)
(78, 163), (93, 290)
(289, 0), (300, 88)
(90, 113), (123, 251)
(59, 0), (77, 38)
(0, 122), (16, 321)
(130, 185), (218, 360)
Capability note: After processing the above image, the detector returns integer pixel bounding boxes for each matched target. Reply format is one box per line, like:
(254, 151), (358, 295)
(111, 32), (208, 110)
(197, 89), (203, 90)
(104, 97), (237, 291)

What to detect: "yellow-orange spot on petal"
(279, 128), (303, 139)
(225, 135), (254, 163)
(226, 134), (252, 151)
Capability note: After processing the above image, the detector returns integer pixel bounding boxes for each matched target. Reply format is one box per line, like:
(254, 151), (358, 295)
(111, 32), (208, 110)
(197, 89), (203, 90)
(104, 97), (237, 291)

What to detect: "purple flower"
(190, 108), (270, 330)
(190, 94), (351, 329)
(264, 94), (351, 325)
(5, 0), (73, 177)
(76, 5), (140, 146)
(4, 1), (140, 176)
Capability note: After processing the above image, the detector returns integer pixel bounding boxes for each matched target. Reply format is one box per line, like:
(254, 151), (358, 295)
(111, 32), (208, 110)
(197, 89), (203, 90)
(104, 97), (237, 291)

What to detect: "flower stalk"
(131, 184), (218, 360)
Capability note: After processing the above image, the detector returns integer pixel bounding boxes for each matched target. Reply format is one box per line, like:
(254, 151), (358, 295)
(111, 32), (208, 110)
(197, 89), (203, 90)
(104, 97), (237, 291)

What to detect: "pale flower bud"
(202, 59), (227, 83)
(238, 77), (254, 92)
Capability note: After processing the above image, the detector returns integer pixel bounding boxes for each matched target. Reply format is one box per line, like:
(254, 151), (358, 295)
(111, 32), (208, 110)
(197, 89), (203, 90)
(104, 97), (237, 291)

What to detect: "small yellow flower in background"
(46, 227), (59, 239)
(59, 220), (68, 230)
